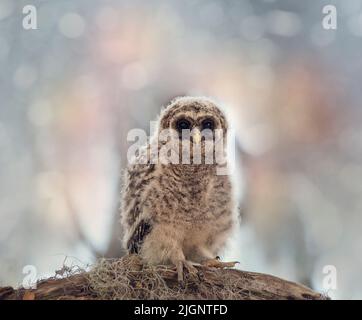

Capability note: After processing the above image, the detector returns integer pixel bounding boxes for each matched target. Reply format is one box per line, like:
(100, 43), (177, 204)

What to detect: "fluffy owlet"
(120, 96), (238, 282)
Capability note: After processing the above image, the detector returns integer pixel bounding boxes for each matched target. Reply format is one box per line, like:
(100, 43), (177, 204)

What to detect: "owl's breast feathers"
(122, 161), (232, 253)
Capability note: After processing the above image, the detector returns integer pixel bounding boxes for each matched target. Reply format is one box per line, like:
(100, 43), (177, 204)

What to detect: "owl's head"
(159, 96), (228, 141)
(156, 96), (229, 166)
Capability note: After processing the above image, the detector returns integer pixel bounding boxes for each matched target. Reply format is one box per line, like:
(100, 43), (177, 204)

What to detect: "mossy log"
(0, 255), (326, 300)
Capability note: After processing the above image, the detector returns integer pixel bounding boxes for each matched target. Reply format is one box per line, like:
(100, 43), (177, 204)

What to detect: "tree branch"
(0, 255), (327, 300)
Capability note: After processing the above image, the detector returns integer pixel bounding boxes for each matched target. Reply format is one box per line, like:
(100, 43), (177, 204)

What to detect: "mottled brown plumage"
(120, 96), (238, 282)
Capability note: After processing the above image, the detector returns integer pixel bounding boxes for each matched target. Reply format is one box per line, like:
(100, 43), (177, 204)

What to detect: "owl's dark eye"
(201, 119), (215, 131)
(176, 119), (191, 132)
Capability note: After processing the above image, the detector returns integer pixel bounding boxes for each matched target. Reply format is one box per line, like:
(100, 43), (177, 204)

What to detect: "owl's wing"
(120, 144), (156, 253)
(127, 219), (152, 253)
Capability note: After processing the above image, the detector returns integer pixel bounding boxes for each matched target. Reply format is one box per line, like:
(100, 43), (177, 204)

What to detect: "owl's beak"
(192, 129), (201, 144)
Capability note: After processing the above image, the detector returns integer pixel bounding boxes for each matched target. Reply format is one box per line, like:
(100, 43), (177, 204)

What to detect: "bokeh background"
(1, 0), (362, 299)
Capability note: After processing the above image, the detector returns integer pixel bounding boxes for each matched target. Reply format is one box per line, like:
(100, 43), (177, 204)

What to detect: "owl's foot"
(201, 256), (239, 269)
(176, 260), (199, 286)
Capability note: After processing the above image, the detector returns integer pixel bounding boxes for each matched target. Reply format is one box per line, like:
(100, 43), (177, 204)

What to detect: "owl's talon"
(184, 261), (198, 276)
(201, 258), (239, 269)
(176, 261), (184, 284)
(176, 260), (199, 285)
